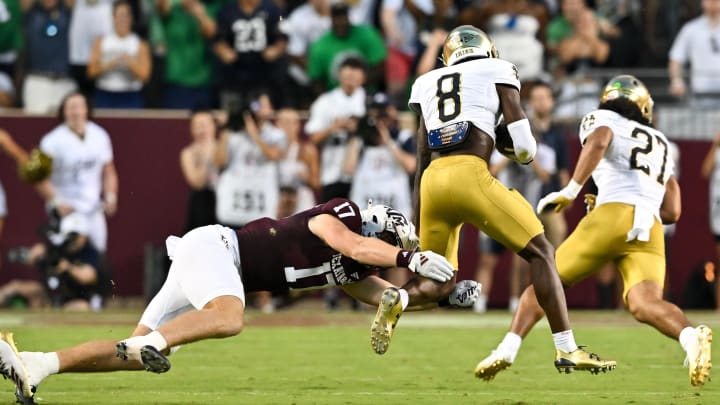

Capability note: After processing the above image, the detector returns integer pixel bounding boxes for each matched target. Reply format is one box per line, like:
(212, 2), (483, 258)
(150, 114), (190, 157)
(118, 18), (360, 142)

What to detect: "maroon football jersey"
(235, 198), (375, 293)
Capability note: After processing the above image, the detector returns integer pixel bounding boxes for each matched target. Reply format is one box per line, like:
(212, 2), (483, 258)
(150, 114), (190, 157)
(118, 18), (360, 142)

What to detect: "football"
(494, 121), (517, 161)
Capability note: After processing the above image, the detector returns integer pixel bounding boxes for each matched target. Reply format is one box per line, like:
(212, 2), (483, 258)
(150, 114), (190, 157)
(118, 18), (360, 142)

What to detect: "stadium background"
(0, 113), (716, 308)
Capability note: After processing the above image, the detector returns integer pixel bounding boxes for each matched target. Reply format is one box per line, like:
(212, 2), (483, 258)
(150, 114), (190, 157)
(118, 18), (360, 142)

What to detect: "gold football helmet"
(442, 25), (498, 67)
(600, 75), (654, 123)
(18, 148), (52, 184)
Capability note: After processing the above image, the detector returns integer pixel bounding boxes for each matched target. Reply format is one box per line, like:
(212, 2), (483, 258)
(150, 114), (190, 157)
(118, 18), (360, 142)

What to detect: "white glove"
(408, 250), (455, 282)
(449, 280), (481, 307)
(536, 179), (583, 214)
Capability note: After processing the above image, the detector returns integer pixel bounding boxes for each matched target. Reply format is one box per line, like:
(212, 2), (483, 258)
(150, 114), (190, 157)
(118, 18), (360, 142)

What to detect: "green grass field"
(1, 308), (719, 404)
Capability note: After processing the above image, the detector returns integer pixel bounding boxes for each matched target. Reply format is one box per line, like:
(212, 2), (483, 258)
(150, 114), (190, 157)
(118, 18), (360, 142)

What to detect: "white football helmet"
(360, 200), (419, 251)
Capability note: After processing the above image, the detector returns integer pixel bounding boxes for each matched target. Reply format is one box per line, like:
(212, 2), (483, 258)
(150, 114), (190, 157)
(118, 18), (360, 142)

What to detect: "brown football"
(494, 122), (517, 161)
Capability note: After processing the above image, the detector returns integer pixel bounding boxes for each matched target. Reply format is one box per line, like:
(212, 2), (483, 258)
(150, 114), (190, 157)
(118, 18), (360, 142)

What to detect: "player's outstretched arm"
(308, 214), (454, 282)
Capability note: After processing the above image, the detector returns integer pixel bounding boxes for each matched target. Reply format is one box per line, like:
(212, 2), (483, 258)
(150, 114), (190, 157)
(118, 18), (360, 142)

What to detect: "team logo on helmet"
(360, 200), (419, 251)
(442, 25), (498, 67)
(600, 75), (654, 123)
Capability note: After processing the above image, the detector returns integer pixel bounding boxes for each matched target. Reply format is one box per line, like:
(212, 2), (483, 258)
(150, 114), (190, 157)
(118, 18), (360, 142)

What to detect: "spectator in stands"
(36, 92), (118, 253)
(214, 92), (285, 313)
(214, 92), (285, 228)
(283, 0), (330, 108)
(347, 92), (416, 218)
(380, 0), (433, 107)
(306, 57), (366, 203)
(69, 0), (113, 96)
(307, 3), (386, 94)
(415, 28), (447, 76)
(556, 9), (610, 74)
(213, 0), (287, 110)
(669, 0), (720, 106)
(459, 0), (548, 82)
(156, 0), (221, 110)
(0, 0), (24, 101)
(276, 108), (319, 217)
(180, 110), (218, 232)
(22, 0), (75, 113)
(528, 81), (569, 248)
(87, 0), (151, 108)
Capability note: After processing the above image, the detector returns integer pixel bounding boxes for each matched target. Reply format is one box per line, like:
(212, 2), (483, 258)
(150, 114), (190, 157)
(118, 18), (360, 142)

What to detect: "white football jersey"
(409, 58), (520, 138)
(579, 109), (674, 219)
(40, 122), (114, 214)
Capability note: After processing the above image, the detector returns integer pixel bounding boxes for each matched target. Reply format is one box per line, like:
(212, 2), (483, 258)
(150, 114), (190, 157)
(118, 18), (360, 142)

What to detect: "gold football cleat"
(0, 332), (34, 404)
(554, 347), (616, 374)
(688, 325), (712, 386)
(474, 350), (512, 381)
(370, 288), (403, 355)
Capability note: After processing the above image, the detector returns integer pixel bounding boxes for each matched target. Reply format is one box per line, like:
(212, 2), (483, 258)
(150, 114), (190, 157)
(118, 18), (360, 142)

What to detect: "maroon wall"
(0, 115), (716, 306)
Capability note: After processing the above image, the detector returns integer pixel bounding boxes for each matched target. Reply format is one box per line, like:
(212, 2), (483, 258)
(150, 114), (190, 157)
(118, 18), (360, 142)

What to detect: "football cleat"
(474, 350), (512, 381)
(140, 346), (171, 374)
(554, 347), (616, 374)
(371, 288), (403, 355)
(686, 325), (712, 386)
(0, 333), (34, 405)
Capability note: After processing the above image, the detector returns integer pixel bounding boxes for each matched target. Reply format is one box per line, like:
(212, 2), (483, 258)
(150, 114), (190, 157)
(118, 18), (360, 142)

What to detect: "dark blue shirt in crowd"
(214, 0), (284, 90)
(24, 3), (71, 75)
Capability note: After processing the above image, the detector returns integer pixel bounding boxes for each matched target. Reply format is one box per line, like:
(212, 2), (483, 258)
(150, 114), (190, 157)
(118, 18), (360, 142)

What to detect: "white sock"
(497, 332), (522, 362)
(552, 330), (579, 353)
(120, 331), (168, 361)
(19, 352), (59, 387)
(679, 326), (697, 353)
(398, 288), (409, 310)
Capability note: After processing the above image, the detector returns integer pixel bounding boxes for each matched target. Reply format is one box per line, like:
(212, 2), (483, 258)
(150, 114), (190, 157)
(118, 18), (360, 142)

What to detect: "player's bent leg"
(626, 281), (712, 385)
(517, 234), (570, 333)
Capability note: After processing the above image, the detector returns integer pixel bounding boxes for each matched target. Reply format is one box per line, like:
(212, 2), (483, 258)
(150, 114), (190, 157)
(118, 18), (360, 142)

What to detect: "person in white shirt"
(276, 108), (319, 217)
(305, 57), (366, 203)
(68, 0), (113, 95)
(669, 0), (720, 105)
(36, 92), (119, 253)
(87, 0), (151, 108)
(284, 0), (330, 90)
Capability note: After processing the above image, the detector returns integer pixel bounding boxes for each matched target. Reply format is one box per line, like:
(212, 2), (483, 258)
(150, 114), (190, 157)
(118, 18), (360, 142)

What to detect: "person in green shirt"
(307, 3), (386, 94)
(156, 0), (229, 109)
(0, 0), (24, 92)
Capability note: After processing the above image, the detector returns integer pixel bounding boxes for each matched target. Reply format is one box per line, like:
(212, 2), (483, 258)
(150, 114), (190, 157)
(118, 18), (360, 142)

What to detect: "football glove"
(584, 193), (597, 214)
(408, 250), (455, 282)
(449, 280), (481, 307)
(536, 180), (583, 214)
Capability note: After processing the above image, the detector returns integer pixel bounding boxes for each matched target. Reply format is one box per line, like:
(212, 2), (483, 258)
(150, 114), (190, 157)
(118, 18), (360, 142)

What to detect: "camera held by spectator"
(6, 213), (109, 311)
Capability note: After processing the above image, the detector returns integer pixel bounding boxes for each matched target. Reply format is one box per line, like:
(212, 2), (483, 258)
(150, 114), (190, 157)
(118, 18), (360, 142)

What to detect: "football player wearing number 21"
(369, 25), (616, 377)
(476, 75), (712, 386)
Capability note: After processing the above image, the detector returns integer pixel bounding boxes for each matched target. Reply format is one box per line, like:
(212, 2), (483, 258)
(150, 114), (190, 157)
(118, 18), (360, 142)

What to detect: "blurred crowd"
(0, 0), (713, 113)
(2, 0), (720, 312)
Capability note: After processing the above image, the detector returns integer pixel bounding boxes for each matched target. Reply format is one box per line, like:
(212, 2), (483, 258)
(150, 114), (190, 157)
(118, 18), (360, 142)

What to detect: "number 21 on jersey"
(629, 127), (669, 185)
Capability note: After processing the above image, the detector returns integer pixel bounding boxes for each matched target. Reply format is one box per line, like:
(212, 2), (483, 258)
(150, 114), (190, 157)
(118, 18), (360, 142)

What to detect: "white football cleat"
(0, 332), (34, 404)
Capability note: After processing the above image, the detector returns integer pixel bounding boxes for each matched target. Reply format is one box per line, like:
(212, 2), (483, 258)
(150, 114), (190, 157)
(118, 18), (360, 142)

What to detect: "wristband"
(565, 179), (583, 199)
(396, 250), (413, 268)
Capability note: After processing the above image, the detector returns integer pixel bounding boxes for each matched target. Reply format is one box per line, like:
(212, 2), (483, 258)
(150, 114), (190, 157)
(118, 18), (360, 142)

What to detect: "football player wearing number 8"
(0, 198), (478, 404)
(370, 25), (616, 375)
(476, 75), (713, 386)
